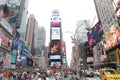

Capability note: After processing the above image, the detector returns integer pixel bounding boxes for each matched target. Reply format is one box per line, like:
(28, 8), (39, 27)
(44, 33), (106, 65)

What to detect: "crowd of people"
(0, 67), (79, 80)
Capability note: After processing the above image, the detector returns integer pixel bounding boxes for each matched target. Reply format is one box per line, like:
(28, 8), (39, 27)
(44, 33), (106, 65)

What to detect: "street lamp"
(65, 22), (84, 42)
(65, 20), (93, 78)
(65, 22), (85, 77)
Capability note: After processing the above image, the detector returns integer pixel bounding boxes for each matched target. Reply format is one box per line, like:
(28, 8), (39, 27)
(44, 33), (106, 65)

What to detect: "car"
(100, 68), (120, 80)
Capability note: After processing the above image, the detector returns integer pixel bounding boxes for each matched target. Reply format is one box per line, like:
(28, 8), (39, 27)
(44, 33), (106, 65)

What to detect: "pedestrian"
(0, 70), (3, 80)
(79, 69), (83, 79)
(20, 72), (27, 80)
(69, 71), (79, 80)
(63, 73), (69, 80)
(49, 70), (56, 80)
(31, 71), (39, 80)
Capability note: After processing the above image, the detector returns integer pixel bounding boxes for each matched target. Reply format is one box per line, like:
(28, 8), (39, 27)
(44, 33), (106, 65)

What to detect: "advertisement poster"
(10, 49), (17, 64)
(0, 0), (22, 27)
(87, 21), (104, 47)
(61, 41), (66, 55)
(50, 61), (61, 68)
(62, 56), (67, 64)
(51, 27), (60, 40)
(4, 53), (11, 68)
(103, 22), (120, 51)
(50, 40), (60, 54)
(0, 30), (9, 47)
(51, 21), (61, 27)
(50, 55), (61, 59)
(113, 0), (120, 19)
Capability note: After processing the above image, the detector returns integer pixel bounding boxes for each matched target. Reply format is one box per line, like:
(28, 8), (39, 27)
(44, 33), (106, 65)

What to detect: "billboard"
(113, 0), (120, 19)
(50, 40), (61, 54)
(0, 14), (13, 35)
(50, 55), (61, 59)
(10, 49), (17, 64)
(87, 21), (104, 47)
(51, 27), (60, 40)
(50, 61), (61, 68)
(103, 22), (120, 51)
(52, 9), (59, 16)
(0, 0), (22, 27)
(61, 41), (66, 55)
(62, 56), (67, 64)
(0, 30), (9, 47)
(4, 53), (11, 68)
(51, 21), (61, 27)
(51, 16), (60, 21)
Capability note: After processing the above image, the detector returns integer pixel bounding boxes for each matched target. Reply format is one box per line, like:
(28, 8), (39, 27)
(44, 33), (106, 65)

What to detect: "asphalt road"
(81, 76), (100, 80)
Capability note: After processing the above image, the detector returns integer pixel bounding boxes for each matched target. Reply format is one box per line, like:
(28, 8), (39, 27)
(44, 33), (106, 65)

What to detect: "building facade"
(18, 0), (29, 41)
(94, 0), (117, 32)
(25, 14), (36, 53)
(34, 26), (46, 56)
(90, 0), (120, 68)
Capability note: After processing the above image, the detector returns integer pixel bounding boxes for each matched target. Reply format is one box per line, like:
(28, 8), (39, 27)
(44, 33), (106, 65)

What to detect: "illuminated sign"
(50, 61), (61, 68)
(51, 27), (60, 40)
(50, 55), (61, 59)
(103, 22), (120, 51)
(50, 40), (60, 54)
(52, 10), (59, 16)
(51, 16), (60, 21)
(51, 21), (61, 27)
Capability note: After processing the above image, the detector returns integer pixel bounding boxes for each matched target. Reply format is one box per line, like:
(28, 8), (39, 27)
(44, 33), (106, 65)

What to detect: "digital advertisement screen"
(50, 61), (61, 68)
(61, 41), (66, 55)
(50, 55), (61, 59)
(87, 21), (104, 47)
(0, 0), (22, 28)
(51, 16), (60, 21)
(103, 22), (120, 51)
(51, 21), (61, 27)
(112, 0), (120, 19)
(51, 27), (60, 40)
(50, 40), (61, 54)
(62, 56), (67, 64)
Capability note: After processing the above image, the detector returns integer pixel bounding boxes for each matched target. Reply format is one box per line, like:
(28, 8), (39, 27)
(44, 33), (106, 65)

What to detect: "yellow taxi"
(100, 68), (120, 80)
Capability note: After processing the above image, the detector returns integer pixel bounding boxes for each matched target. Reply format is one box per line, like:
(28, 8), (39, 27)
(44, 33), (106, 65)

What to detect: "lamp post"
(65, 20), (92, 79)
(65, 22), (85, 77)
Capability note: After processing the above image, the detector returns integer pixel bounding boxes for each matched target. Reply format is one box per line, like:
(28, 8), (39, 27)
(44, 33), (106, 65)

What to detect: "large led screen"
(51, 21), (61, 27)
(51, 27), (60, 40)
(103, 22), (120, 51)
(50, 55), (61, 59)
(62, 56), (67, 64)
(51, 16), (60, 21)
(87, 21), (104, 47)
(113, 0), (120, 19)
(50, 61), (61, 68)
(0, 0), (22, 28)
(61, 41), (66, 55)
(50, 40), (60, 54)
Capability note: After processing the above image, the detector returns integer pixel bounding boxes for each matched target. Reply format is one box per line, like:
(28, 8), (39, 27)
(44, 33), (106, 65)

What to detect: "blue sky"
(28, 0), (98, 65)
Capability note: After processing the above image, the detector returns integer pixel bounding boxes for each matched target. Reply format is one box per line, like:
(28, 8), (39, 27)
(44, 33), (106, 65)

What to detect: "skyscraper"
(34, 26), (46, 56)
(94, 0), (117, 32)
(25, 14), (36, 53)
(18, 0), (29, 41)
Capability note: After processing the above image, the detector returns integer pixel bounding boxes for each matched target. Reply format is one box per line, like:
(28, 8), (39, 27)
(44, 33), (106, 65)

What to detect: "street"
(81, 76), (100, 80)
